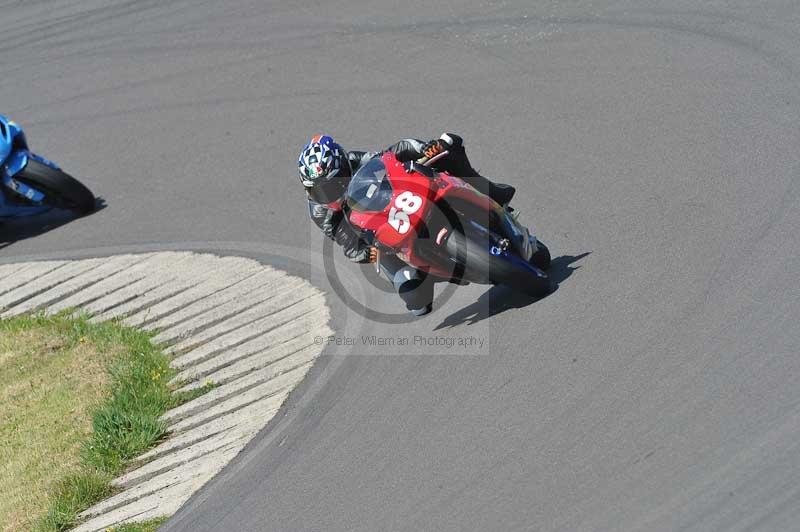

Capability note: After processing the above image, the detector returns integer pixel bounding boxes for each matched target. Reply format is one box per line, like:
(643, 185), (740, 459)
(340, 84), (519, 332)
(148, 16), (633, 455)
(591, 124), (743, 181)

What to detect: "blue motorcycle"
(1, 114), (95, 217)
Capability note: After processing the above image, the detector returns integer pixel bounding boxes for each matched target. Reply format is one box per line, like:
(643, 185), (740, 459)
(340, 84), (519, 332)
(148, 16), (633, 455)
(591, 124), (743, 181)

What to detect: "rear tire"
(16, 158), (95, 214)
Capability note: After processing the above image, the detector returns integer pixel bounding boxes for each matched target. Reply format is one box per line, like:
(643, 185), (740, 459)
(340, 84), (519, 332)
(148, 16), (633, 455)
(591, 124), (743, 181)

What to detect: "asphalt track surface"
(2, 1), (800, 531)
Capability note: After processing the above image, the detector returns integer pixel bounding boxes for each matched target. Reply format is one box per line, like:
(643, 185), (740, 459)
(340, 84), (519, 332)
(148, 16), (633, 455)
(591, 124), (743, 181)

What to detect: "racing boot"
(488, 183), (515, 206)
(378, 254), (434, 317)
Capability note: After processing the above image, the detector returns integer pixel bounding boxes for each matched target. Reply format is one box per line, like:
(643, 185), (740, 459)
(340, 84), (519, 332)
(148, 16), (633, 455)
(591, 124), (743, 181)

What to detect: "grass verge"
(110, 516), (168, 531)
(0, 312), (205, 532)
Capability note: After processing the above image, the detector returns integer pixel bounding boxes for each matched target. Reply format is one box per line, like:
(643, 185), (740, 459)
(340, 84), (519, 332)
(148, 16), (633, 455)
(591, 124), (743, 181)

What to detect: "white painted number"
(395, 191), (422, 214)
(388, 207), (410, 233)
(388, 191), (423, 234)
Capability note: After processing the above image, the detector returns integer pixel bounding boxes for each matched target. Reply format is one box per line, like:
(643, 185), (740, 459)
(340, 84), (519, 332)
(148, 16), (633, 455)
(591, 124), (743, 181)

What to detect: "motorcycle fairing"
(345, 151), (540, 282)
(347, 153), (435, 250)
(0, 115), (51, 216)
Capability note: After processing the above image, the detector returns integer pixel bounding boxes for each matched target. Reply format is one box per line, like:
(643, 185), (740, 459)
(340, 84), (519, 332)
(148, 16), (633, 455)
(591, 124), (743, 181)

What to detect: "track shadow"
(434, 252), (591, 330)
(0, 197), (106, 251)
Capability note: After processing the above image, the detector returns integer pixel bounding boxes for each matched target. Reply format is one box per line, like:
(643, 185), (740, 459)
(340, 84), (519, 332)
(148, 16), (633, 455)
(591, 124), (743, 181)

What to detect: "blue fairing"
(0, 114), (51, 216)
(0, 188), (51, 217)
(0, 114), (14, 163)
(4, 149), (28, 177)
(497, 247), (548, 279)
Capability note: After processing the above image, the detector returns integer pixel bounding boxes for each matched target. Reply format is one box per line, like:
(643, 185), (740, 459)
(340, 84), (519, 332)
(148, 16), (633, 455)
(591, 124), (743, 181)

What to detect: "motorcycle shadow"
(434, 252), (591, 330)
(0, 198), (106, 251)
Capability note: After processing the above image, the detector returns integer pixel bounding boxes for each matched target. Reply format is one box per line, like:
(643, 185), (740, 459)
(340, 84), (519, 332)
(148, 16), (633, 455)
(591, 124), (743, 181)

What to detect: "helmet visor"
(306, 176), (349, 204)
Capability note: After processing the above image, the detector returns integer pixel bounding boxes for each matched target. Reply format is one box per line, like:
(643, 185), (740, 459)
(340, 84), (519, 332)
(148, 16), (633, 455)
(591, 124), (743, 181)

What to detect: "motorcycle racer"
(298, 133), (515, 315)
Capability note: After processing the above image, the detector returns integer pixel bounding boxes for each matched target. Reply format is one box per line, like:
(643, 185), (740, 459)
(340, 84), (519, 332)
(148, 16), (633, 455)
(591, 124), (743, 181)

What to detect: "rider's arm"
(331, 211), (370, 262)
(347, 150), (377, 173)
(349, 139), (430, 167)
(386, 139), (427, 162)
(336, 228), (371, 263)
(307, 199), (371, 263)
(307, 199), (339, 240)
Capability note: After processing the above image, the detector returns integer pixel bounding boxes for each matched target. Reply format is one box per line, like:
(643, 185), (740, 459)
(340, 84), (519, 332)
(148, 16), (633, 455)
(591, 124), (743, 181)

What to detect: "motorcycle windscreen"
(346, 158), (393, 213)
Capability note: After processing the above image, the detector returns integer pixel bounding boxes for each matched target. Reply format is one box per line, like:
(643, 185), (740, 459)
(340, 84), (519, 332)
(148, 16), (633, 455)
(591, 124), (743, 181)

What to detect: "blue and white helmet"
(297, 134), (351, 203)
(298, 135), (347, 183)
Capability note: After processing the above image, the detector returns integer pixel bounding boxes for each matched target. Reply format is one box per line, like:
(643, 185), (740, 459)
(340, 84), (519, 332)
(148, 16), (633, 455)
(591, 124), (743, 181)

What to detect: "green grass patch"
(0, 312), (206, 532)
(110, 516), (168, 531)
(36, 470), (112, 532)
(170, 381), (215, 407)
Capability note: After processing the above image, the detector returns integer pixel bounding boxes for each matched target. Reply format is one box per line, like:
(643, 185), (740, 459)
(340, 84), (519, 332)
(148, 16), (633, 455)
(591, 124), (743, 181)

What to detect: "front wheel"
(15, 158), (95, 214)
(445, 229), (552, 298)
(504, 263), (552, 298)
(530, 240), (551, 271)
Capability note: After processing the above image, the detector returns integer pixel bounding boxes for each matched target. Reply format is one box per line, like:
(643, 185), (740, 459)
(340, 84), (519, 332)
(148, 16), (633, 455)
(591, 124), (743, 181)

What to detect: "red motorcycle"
(343, 151), (552, 297)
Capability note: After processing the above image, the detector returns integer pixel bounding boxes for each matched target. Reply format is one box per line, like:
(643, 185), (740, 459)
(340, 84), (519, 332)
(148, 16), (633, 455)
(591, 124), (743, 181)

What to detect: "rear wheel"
(16, 158), (95, 214)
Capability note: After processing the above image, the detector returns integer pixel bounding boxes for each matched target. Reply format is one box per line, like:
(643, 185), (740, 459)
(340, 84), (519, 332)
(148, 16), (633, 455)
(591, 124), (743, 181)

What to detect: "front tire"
(445, 229), (552, 297)
(530, 240), (551, 271)
(16, 158), (95, 214)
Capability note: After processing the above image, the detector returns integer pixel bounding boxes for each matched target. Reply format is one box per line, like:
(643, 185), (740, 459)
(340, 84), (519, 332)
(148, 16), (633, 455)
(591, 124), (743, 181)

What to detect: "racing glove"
(417, 133), (464, 167)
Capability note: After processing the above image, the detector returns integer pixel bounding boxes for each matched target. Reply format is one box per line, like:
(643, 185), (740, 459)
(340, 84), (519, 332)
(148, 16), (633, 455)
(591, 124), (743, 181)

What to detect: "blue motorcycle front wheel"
(15, 158), (95, 214)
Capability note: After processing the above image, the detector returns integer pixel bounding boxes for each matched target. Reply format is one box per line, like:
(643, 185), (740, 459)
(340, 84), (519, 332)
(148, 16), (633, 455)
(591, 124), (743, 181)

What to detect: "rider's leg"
(378, 254), (434, 316)
(434, 133), (515, 206)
